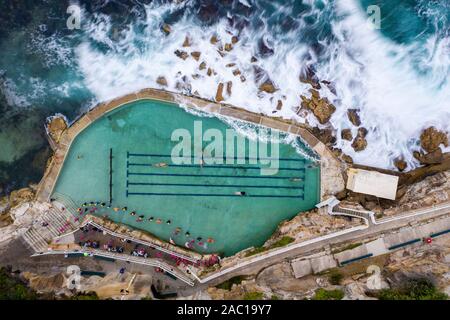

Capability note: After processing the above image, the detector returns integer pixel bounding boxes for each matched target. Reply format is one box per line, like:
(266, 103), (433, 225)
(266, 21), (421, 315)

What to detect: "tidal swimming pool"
(52, 99), (320, 256)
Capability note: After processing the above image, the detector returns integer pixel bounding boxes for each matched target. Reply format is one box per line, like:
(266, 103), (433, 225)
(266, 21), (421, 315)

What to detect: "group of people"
(80, 240), (100, 249)
(131, 245), (148, 258)
(103, 239), (125, 253)
(76, 201), (217, 252)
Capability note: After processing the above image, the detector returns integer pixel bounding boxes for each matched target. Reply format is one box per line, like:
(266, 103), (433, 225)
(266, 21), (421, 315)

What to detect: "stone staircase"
(318, 196), (373, 225)
(21, 193), (81, 254)
(332, 206), (371, 221)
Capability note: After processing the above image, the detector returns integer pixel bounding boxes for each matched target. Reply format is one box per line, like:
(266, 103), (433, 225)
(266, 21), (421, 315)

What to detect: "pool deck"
(36, 88), (345, 204)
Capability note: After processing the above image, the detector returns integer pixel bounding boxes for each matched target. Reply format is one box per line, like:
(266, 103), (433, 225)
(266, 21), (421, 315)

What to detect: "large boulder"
(311, 127), (336, 146)
(156, 76), (168, 87)
(351, 127), (368, 152)
(301, 91), (336, 125)
(341, 129), (353, 141)
(420, 127), (448, 153)
(215, 83), (225, 102)
(174, 49), (189, 60)
(347, 109), (361, 127)
(259, 80), (277, 94)
(46, 115), (68, 144)
(161, 23), (171, 35)
(394, 158), (408, 172)
(9, 187), (35, 208)
(413, 148), (444, 165)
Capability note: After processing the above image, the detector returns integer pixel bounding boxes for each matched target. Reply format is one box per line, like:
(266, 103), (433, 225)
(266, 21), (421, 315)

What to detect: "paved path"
(192, 203), (450, 286)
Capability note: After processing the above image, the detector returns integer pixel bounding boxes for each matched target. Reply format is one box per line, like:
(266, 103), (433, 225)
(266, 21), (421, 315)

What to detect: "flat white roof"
(346, 168), (399, 200)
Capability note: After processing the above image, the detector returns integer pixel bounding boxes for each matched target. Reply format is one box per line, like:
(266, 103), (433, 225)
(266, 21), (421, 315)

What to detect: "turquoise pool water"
(53, 100), (320, 256)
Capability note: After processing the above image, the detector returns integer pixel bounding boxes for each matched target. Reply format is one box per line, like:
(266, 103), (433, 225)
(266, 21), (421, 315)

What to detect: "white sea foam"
(74, 0), (450, 170)
(329, 0), (450, 168)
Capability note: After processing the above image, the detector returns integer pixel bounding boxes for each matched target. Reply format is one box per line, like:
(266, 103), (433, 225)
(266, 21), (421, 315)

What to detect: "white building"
(346, 168), (399, 200)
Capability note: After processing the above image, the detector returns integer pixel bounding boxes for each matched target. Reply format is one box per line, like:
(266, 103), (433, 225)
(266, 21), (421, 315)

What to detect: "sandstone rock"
(231, 36), (239, 44)
(357, 127), (368, 138)
(9, 188), (34, 208)
(0, 225), (18, 243)
(162, 23), (171, 35)
(182, 36), (191, 47)
(199, 62), (207, 70)
(276, 100), (283, 111)
(413, 148), (444, 165)
(331, 148), (353, 164)
(257, 262), (318, 294)
(394, 158), (408, 172)
(22, 272), (65, 293)
(10, 202), (32, 225)
(226, 81), (233, 97)
(156, 76), (168, 87)
(351, 137), (367, 152)
(46, 116), (68, 143)
(343, 282), (377, 300)
(232, 69), (241, 76)
(347, 109), (361, 127)
(311, 127), (336, 146)
(259, 81), (277, 94)
(174, 49), (189, 60)
(420, 127), (448, 153)
(224, 43), (233, 52)
(191, 51), (201, 61)
(226, 63), (236, 68)
(250, 56), (258, 63)
(341, 129), (353, 141)
(300, 89), (336, 124)
(210, 35), (219, 45)
(215, 83), (225, 102)
(309, 99), (336, 124)
(351, 127), (368, 152)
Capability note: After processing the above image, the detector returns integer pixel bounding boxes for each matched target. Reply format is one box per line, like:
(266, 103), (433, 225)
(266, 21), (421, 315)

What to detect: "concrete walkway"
(191, 201), (450, 286)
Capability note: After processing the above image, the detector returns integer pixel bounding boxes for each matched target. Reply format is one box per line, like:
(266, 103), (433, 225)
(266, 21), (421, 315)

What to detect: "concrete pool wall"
(36, 88), (345, 204)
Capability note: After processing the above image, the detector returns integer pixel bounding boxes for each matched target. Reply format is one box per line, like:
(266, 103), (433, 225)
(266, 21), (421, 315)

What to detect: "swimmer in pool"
(153, 162), (168, 168)
(234, 191), (246, 196)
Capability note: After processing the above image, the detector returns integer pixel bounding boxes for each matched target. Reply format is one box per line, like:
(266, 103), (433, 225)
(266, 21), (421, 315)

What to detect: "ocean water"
(0, 0), (449, 194)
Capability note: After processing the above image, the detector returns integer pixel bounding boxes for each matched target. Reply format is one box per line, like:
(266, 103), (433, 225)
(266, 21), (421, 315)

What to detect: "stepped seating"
(21, 193), (82, 254)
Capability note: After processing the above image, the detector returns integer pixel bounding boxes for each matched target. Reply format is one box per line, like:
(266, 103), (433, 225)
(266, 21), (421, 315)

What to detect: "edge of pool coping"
(36, 87), (345, 206)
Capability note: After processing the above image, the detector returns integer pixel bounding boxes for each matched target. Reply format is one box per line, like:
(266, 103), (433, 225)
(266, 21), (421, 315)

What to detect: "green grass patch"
(375, 278), (448, 300)
(215, 275), (247, 291)
(243, 291), (264, 300)
(69, 291), (99, 300)
(0, 267), (38, 300)
(312, 288), (344, 300)
(245, 236), (295, 257)
(328, 270), (344, 285)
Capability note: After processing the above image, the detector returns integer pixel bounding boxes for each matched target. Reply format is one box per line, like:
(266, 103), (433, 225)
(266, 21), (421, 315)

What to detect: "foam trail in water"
(74, 0), (450, 170)
(326, 0), (450, 168)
